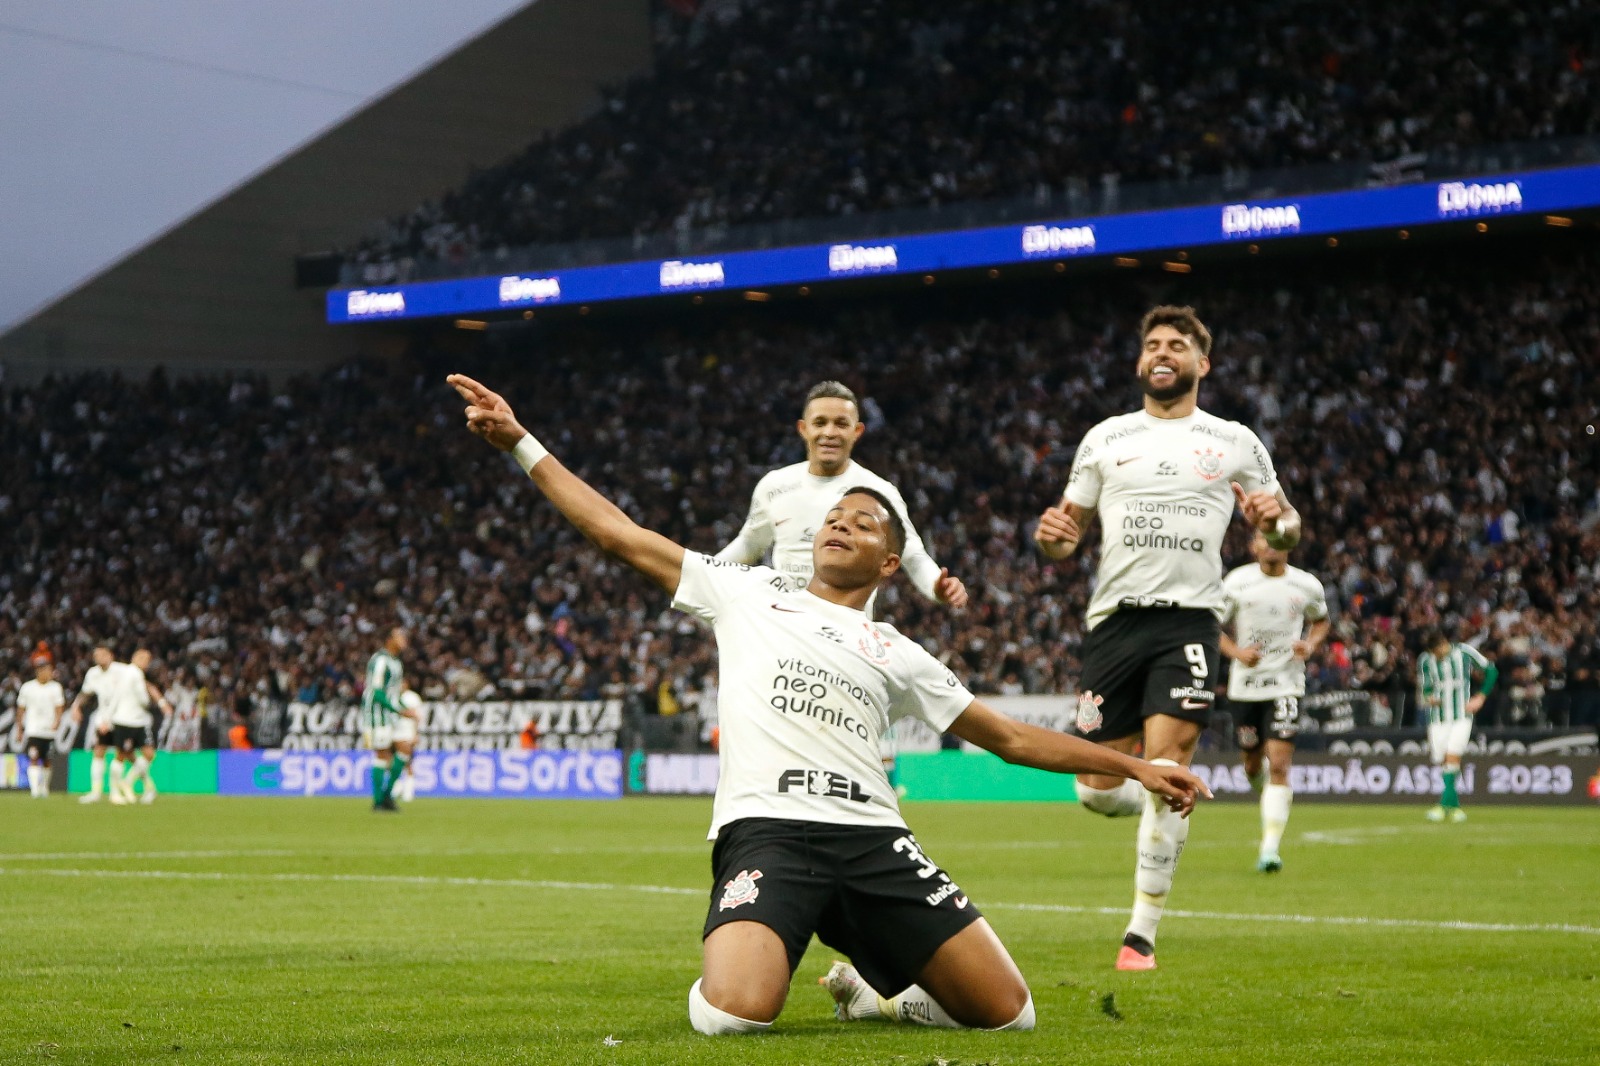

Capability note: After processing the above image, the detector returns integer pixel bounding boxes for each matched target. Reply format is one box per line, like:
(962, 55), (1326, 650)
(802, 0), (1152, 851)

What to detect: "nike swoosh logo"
(769, 604), (805, 614)
(955, 896), (970, 910)
(1180, 699), (1210, 710)
(1117, 456), (1141, 466)
(774, 518), (791, 526)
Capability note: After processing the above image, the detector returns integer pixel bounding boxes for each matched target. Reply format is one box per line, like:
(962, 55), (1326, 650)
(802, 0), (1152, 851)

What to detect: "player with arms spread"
(449, 373), (1209, 1035)
(1034, 305), (1302, 971)
(1220, 532), (1330, 872)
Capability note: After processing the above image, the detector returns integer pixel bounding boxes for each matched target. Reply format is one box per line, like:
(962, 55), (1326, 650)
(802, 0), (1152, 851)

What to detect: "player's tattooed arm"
(1033, 500), (1095, 560)
(1232, 483), (1301, 549)
(448, 374), (686, 595)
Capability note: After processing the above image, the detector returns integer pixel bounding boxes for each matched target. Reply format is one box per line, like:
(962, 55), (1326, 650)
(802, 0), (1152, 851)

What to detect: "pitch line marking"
(2, 866), (1595, 937)
(0, 849), (296, 861)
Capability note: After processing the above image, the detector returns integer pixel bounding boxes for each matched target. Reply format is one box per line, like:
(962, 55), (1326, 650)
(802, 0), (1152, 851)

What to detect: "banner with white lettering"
(218, 749), (623, 799)
(1190, 754), (1600, 805)
(277, 700), (622, 751)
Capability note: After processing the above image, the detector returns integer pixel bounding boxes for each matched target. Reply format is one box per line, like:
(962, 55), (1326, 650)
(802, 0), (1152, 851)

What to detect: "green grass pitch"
(3, 795), (1595, 1065)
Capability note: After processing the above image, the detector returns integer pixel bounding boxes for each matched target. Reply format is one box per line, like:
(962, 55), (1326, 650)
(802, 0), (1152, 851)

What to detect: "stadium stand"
(340, 0), (1600, 282)
(2, 238), (1596, 737)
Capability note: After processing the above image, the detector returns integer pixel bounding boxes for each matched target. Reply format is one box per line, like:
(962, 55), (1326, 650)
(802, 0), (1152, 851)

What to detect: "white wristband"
(512, 433), (550, 474)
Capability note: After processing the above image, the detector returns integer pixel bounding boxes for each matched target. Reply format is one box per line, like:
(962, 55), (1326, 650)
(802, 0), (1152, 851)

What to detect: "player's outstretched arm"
(448, 374), (685, 594)
(946, 699), (1212, 816)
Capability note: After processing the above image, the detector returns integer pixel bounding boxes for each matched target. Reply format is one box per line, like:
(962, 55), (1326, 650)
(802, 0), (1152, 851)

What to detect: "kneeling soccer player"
(450, 374), (1209, 1035)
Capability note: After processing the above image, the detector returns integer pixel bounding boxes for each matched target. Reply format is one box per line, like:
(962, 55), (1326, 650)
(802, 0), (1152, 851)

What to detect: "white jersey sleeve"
(1235, 425), (1281, 497)
(716, 474), (776, 565)
(673, 550), (789, 623)
(872, 480), (941, 602)
(885, 640), (973, 733)
(1062, 430), (1105, 510)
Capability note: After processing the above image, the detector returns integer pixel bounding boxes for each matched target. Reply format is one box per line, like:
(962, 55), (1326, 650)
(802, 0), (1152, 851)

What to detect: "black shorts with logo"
(1230, 696), (1301, 749)
(24, 736), (53, 763)
(110, 724), (152, 754)
(703, 817), (983, 997)
(1076, 607), (1221, 742)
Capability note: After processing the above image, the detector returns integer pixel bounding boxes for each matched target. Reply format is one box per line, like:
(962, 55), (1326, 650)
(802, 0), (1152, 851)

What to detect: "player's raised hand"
(1137, 762), (1213, 818)
(933, 568), (969, 610)
(447, 374), (529, 452)
(1231, 481), (1282, 531)
(1033, 504), (1081, 558)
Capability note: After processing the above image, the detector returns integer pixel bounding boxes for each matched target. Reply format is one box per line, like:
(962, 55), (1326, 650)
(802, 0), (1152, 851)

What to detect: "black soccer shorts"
(24, 736), (53, 763)
(703, 817), (983, 997)
(1075, 607), (1221, 742)
(1230, 696), (1301, 750)
(110, 724), (152, 754)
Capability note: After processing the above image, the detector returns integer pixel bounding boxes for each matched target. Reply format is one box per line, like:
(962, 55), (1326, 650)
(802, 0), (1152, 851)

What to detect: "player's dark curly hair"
(1139, 305), (1213, 358)
(838, 486), (906, 556)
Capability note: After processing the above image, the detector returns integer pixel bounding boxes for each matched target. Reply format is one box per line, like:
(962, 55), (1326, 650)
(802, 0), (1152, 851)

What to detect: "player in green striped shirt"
(1416, 629), (1497, 823)
(362, 627), (415, 812)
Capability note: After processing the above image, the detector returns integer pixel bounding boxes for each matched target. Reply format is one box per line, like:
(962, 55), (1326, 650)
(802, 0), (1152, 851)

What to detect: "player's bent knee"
(688, 978), (774, 1035)
(991, 994), (1036, 1032)
(1077, 778), (1142, 817)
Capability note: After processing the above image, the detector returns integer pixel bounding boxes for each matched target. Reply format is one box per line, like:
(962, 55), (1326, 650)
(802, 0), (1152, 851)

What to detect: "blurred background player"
(108, 648), (173, 805)
(718, 380), (968, 793)
(68, 644), (121, 803)
(1220, 532), (1331, 872)
(1417, 629), (1497, 823)
(362, 627), (416, 812)
(394, 689), (423, 802)
(14, 643), (65, 798)
(1034, 305), (1301, 971)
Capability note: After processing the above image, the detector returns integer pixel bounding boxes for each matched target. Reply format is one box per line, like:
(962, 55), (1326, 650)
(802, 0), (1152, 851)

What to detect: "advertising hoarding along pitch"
(328, 163), (1600, 323)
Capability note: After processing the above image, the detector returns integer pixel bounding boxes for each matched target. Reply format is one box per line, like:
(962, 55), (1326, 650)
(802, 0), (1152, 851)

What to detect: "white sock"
(1127, 759), (1192, 947)
(30, 765), (44, 796)
(878, 986), (962, 1029)
(994, 995), (1036, 1031)
(399, 768), (414, 802)
(687, 979), (772, 1035)
(1260, 783), (1292, 857)
(1078, 777), (1144, 817)
(38, 766), (50, 796)
(109, 759), (127, 796)
(88, 756), (105, 797)
(136, 756), (157, 796)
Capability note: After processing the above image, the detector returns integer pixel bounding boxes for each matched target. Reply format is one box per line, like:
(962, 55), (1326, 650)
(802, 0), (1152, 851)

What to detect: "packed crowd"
(3, 239), (1598, 744)
(342, 0), (1600, 281)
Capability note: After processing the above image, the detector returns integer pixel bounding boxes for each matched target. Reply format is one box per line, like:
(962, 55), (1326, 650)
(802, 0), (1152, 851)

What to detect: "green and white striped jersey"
(362, 650), (404, 728)
(1417, 643), (1495, 724)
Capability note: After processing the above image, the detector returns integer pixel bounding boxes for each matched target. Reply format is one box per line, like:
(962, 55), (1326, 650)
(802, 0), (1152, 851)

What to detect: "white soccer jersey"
(717, 460), (942, 600)
(672, 552), (974, 839)
(108, 662), (154, 728)
(18, 679), (65, 737)
(78, 665), (119, 729)
(1065, 408), (1279, 630)
(1221, 564), (1329, 699)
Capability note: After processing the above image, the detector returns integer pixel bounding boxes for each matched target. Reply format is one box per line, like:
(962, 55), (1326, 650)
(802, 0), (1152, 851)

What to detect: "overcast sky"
(0, 0), (532, 331)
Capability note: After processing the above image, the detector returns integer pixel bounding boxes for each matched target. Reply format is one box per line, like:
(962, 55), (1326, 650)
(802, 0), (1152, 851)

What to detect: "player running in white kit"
(1220, 532), (1330, 872)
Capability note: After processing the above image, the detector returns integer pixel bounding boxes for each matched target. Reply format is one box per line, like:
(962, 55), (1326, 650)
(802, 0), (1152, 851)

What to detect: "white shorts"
(393, 716), (418, 745)
(364, 722), (396, 751)
(1428, 718), (1473, 763)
